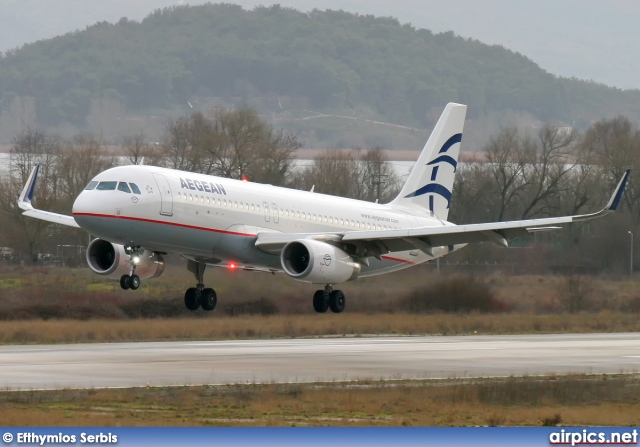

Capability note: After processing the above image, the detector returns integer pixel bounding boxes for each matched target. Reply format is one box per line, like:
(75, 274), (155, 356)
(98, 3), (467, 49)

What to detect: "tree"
(158, 108), (300, 186)
(293, 147), (401, 202)
(484, 127), (531, 221)
(581, 116), (640, 219)
(0, 128), (61, 259)
(519, 125), (576, 219)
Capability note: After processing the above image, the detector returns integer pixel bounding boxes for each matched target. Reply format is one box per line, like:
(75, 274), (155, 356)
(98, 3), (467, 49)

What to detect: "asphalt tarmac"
(1, 333), (639, 390)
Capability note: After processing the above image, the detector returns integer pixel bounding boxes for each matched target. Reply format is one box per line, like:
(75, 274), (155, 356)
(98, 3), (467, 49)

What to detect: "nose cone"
(72, 190), (92, 217)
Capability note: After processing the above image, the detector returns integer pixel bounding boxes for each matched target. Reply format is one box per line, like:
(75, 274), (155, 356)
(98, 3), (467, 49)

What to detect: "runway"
(1, 333), (640, 390)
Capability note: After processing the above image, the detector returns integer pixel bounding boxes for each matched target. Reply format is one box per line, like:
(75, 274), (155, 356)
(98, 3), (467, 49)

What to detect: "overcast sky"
(2, 0), (639, 90)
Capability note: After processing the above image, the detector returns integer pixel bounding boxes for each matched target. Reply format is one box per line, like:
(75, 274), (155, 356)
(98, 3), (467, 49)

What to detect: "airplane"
(17, 103), (630, 313)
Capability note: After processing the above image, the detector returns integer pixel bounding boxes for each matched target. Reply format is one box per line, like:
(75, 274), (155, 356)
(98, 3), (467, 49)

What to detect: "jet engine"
(86, 239), (165, 280)
(281, 239), (361, 284)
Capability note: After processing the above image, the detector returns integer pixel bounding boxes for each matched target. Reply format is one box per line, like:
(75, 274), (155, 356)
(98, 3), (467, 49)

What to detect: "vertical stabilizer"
(390, 103), (467, 220)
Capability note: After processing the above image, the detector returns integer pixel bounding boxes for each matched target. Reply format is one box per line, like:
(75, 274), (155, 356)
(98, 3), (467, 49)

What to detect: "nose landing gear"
(119, 245), (142, 290)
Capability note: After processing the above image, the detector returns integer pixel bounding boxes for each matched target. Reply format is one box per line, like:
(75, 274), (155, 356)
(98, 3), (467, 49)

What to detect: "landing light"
(132, 256), (140, 265)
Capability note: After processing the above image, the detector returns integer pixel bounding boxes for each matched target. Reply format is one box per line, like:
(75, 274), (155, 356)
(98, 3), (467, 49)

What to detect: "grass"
(1, 375), (639, 426)
(1, 311), (640, 344)
(2, 265), (639, 427)
(0, 265), (638, 343)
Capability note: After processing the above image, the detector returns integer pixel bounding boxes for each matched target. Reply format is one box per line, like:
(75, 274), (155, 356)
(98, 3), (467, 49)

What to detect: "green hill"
(1, 3), (639, 146)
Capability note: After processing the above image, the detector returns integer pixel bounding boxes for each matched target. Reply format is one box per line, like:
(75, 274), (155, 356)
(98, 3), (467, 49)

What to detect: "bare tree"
(159, 108), (300, 185)
(56, 133), (115, 207)
(581, 116), (640, 218)
(484, 127), (530, 221)
(293, 147), (400, 202)
(121, 131), (161, 166)
(519, 125), (576, 219)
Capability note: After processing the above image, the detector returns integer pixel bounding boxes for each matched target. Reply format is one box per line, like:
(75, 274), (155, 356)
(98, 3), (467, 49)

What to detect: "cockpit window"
(117, 182), (131, 193)
(129, 183), (141, 194)
(85, 181), (98, 190)
(96, 181), (117, 191)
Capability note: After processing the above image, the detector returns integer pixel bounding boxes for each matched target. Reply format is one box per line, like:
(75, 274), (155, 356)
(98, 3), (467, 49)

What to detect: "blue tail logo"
(404, 133), (462, 211)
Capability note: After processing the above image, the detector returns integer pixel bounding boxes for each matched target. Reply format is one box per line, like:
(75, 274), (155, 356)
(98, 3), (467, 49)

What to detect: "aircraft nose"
(72, 190), (92, 216)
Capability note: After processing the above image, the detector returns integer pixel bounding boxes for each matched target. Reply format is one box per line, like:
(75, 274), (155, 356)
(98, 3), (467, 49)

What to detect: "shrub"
(401, 274), (507, 313)
(558, 275), (599, 313)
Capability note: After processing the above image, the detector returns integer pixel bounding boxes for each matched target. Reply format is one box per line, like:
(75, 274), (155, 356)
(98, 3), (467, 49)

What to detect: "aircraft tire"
(120, 274), (131, 290)
(329, 290), (345, 313)
(313, 290), (329, 313)
(200, 288), (217, 311)
(184, 287), (200, 311)
(130, 275), (141, 290)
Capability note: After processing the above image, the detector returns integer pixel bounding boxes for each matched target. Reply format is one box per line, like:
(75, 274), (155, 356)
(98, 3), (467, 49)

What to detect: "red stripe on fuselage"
(72, 212), (257, 237)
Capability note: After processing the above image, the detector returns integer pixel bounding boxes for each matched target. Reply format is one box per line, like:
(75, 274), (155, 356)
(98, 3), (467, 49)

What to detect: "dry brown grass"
(1, 311), (640, 344)
(2, 375), (639, 426)
(0, 265), (639, 344)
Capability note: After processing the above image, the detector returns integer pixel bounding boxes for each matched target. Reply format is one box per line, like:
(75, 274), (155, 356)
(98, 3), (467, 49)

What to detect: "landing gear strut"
(120, 245), (142, 291)
(184, 260), (217, 311)
(312, 285), (345, 314)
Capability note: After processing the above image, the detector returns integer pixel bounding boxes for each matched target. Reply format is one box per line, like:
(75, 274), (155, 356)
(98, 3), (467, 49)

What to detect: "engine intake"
(281, 239), (360, 284)
(86, 239), (165, 280)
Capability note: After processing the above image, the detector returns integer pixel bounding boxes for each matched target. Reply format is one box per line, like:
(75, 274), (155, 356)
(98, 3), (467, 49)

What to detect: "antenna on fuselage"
(310, 185), (315, 192)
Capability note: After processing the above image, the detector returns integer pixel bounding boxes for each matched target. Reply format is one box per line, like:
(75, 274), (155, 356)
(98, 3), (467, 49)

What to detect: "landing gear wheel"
(184, 287), (201, 311)
(129, 274), (141, 290)
(200, 288), (217, 311)
(329, 290), (345, 313)
(120, 274), (131, 290)
(313, 290), (329, 313)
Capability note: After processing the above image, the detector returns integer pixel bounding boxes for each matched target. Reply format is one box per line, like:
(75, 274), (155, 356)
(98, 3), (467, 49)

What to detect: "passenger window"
(129, 183), (141, 194)
(84, 181), (98, 190)
(117, 182), (131, 193)
(96, 181), (117, 190)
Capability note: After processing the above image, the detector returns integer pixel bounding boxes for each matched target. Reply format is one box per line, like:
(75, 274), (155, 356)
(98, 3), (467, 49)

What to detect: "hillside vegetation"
(1, 4), (640, 145)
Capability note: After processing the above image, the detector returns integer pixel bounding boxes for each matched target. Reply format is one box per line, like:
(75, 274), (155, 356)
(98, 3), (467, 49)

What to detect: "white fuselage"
(72, 165), (459, 276)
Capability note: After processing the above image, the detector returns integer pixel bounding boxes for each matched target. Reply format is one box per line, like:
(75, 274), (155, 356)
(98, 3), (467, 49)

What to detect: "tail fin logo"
(404, 133), (462, 210)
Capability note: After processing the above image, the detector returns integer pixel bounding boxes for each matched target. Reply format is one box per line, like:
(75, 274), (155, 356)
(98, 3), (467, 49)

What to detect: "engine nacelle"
(86, 239), (165, 280)
(281, 239), (361, 284)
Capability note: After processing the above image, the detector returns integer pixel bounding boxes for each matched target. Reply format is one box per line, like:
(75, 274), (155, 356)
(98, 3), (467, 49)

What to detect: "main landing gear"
(313, 285), (346, 314)
(120, 245), (141, 291)
(184, 260), (217, 312)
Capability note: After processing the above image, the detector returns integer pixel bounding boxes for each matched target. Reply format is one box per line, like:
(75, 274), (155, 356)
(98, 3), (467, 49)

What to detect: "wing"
(17, 164), (80, 228)
(256, 169), (630, 257)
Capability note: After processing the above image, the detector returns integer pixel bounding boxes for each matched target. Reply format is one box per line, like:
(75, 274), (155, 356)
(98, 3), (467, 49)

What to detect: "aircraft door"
(271, 203), (279, 223)
(263, 202), (270, 222)
(152, 174), (173, 216)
